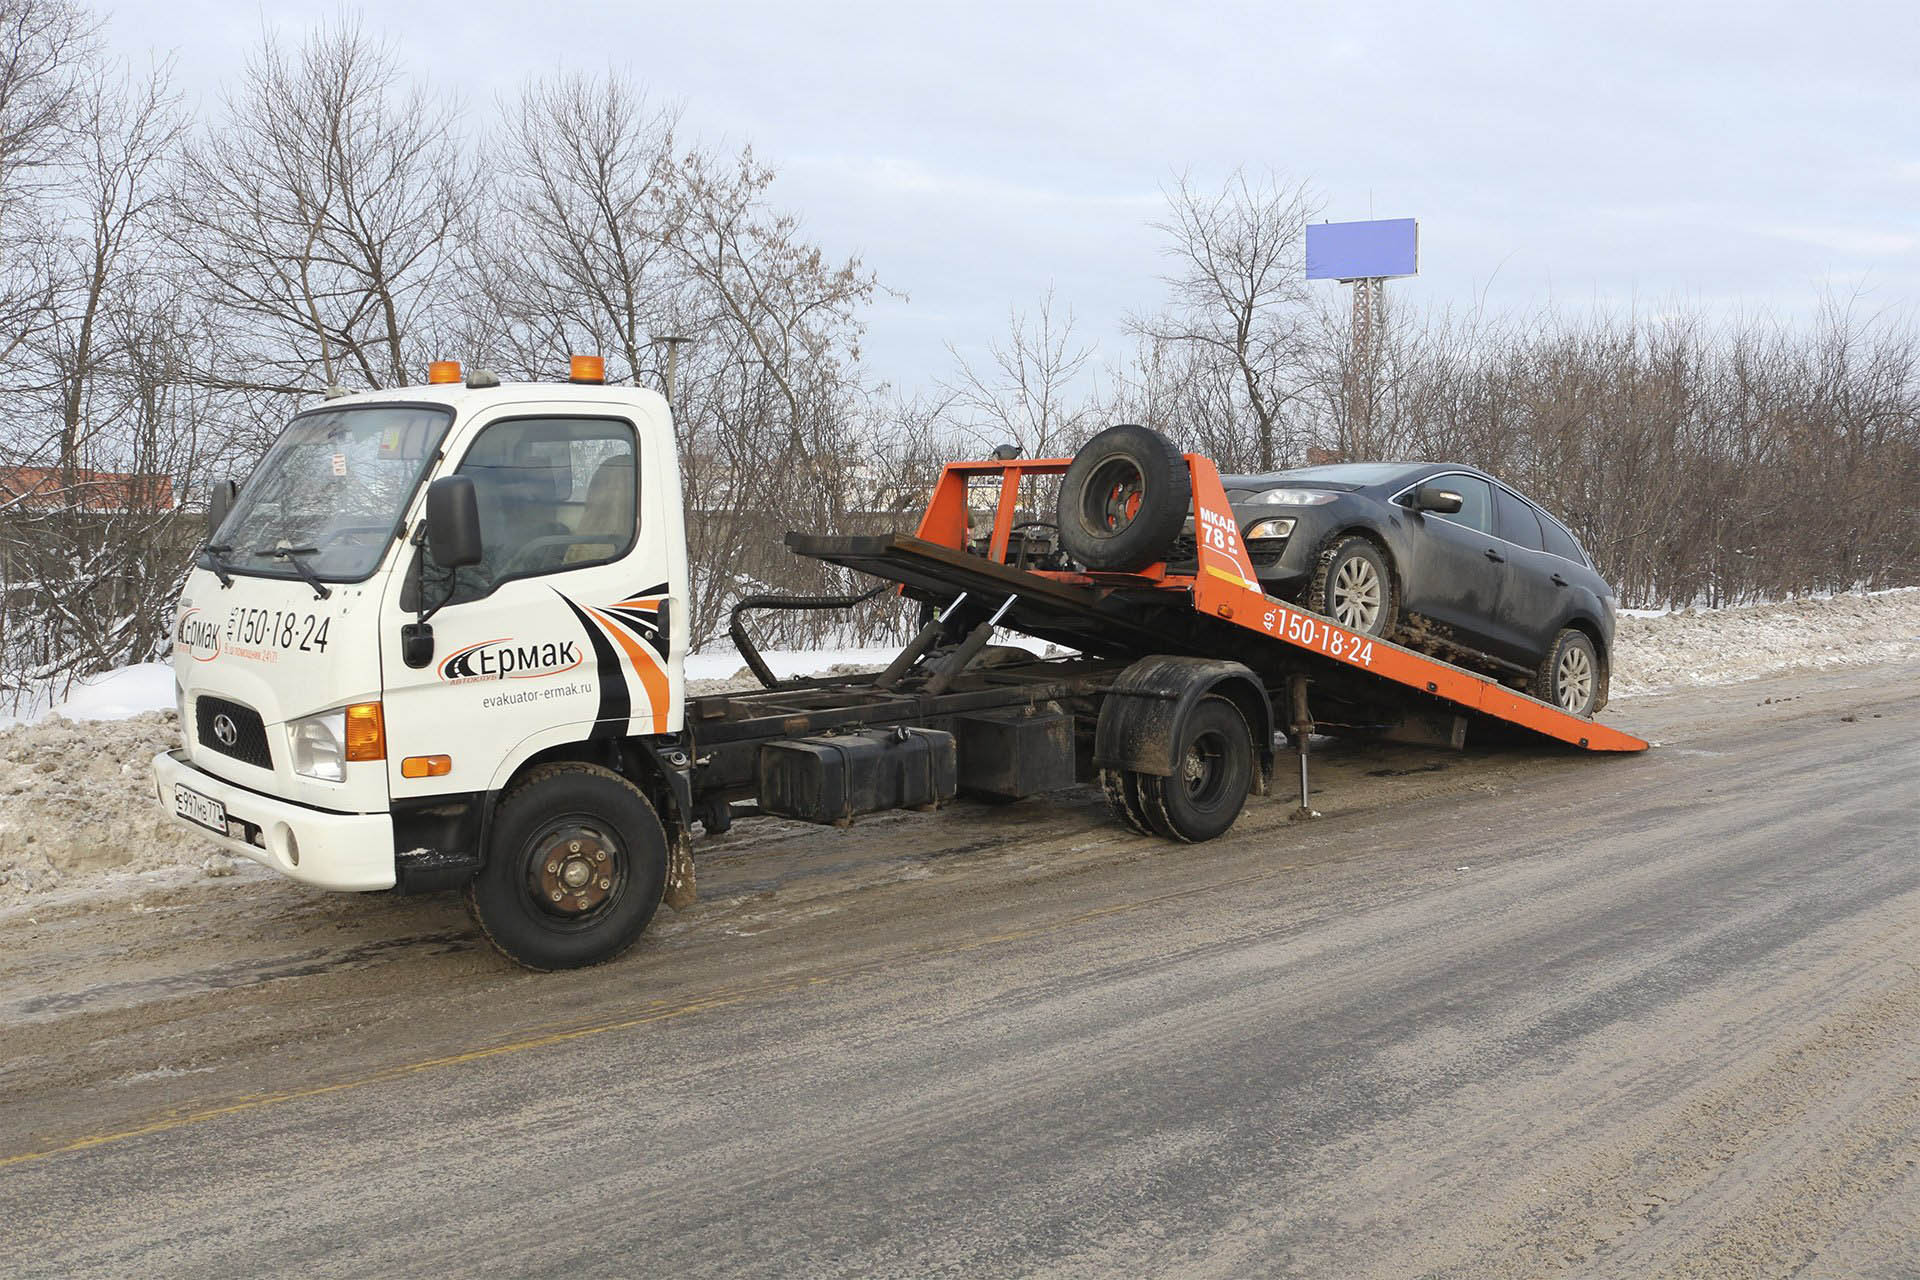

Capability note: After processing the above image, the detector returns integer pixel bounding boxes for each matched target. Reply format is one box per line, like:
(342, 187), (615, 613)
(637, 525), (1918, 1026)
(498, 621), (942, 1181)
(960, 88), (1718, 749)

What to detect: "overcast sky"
(112, 0), (1919, 391)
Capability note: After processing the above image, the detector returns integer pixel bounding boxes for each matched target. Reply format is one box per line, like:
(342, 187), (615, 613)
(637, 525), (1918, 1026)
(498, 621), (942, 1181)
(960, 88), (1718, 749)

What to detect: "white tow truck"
(158, 357), (1643, 970)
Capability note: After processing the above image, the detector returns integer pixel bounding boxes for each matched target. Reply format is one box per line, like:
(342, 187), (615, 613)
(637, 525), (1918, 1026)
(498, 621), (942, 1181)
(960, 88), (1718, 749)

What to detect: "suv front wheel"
(1308, 535), (1398, 637)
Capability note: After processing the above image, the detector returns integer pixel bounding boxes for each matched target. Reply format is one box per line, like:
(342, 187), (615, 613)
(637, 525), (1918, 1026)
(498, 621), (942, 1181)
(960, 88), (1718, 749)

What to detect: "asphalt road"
(3, 661), (1917, 1278)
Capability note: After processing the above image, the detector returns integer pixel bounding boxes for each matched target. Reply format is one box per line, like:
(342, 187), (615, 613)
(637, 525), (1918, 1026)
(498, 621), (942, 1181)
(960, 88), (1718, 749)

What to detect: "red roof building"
(0, 467), (176, 514)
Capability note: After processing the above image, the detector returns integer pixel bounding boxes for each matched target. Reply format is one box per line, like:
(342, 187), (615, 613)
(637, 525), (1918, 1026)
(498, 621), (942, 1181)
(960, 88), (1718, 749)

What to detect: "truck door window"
(428, 416), (638, 605)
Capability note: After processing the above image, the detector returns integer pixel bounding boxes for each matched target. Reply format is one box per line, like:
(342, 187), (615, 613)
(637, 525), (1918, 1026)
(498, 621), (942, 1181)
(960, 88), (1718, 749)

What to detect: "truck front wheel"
(467, 762), (668, 970)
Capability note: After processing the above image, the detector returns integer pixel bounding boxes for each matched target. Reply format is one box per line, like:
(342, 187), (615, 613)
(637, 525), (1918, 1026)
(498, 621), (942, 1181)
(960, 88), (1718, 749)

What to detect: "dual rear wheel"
(1100, 695), (1255, 843)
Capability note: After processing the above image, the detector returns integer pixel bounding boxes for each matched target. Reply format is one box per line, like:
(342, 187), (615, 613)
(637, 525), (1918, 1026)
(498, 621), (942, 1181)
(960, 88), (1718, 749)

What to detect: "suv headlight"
(1250, 488), (1336, 506)
(1245, 517), (1297, 540)
(289, 709), (347, 782)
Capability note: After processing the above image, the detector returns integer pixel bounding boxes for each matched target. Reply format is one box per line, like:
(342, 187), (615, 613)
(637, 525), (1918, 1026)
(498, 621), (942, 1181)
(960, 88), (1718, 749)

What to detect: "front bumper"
(153, 749), (396, 890)
(1238, 509), (1336, 599)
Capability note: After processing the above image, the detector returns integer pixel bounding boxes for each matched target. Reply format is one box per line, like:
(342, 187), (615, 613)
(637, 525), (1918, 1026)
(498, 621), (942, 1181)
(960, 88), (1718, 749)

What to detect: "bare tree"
(0, 52), (211, 706)
(1129, 169), (1319, 470)
(0, 0), (97, 373)
(941, 289), (1097, 458)
(663, 143), (882, 645)
(469, 71), (684, 383)
(171, 18), (474, 394)
(46, 59), (180, 482)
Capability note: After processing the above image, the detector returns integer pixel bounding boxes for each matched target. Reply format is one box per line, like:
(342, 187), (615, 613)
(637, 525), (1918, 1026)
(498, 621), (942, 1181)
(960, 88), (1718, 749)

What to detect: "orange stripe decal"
(587, 606), (669, 726)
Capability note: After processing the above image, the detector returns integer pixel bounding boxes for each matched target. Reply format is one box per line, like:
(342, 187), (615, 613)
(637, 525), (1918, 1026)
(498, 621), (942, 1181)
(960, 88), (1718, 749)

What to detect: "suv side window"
(1538, 512), (1588, 564)
(1431, 475), (1493, 534)
(1494, 486), (1543, 550)
(430, 416), (638, 606)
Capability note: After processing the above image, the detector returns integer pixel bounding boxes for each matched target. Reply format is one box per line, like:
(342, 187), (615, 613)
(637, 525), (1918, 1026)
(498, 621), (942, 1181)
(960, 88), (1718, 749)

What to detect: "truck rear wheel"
(1135, 696), (1255, 843)
(1056, 424), (1190, 571)
(467, 762), (668, 970)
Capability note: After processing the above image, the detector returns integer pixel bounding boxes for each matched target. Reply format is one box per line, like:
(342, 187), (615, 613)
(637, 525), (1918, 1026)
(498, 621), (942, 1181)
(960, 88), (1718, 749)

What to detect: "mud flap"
(664, 831), (697, 911)
(1092, 655), (1275, 788)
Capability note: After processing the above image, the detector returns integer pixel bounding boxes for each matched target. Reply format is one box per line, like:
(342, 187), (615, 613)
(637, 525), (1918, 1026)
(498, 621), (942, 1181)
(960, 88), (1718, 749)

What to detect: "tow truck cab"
(157, 370), (688, 900)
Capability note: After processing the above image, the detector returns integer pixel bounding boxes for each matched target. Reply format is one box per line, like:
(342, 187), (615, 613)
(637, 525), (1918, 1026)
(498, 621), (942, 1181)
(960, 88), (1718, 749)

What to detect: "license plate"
(173, 783), (227, 835)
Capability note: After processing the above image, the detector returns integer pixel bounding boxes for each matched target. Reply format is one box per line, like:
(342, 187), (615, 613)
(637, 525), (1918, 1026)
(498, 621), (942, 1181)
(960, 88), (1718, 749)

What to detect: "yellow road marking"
(2, 866), (1277, 1171)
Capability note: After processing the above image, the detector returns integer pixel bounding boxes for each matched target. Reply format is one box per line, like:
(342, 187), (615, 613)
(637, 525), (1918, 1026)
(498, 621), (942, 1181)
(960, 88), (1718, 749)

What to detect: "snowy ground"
(1, 590), (1914, 909)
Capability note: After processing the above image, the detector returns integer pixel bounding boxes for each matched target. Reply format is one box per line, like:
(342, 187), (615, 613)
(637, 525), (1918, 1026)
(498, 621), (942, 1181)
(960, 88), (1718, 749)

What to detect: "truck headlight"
(1250, 488), (1336, 506)
(289, 709), (347, 782)
(1245, 517), (1296, 540)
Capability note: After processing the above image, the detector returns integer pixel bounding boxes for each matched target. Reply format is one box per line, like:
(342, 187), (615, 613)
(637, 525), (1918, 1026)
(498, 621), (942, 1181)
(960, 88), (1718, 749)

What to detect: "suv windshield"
(210, 404), (452, 583)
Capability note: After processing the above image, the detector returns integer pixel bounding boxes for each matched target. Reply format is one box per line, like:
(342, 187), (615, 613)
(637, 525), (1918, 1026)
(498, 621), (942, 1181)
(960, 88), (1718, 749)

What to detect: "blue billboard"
(1306, 218), (1419, 280)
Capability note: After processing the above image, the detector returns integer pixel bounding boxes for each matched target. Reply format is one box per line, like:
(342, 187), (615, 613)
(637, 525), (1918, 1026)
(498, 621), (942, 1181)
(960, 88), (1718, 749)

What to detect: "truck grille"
(196, 695), (272, 770)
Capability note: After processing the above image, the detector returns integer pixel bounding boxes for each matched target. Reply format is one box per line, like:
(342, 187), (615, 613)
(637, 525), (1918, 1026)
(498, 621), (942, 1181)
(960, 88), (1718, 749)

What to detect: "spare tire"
(1056, 424), (1190, 571)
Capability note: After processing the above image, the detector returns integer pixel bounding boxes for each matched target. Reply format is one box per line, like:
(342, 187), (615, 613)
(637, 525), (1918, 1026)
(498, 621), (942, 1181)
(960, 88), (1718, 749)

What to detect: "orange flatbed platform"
(790, 452), (1646, 755)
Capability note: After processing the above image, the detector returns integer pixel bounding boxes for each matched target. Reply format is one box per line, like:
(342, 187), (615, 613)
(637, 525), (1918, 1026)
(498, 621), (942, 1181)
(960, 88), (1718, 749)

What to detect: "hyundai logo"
(212, 713), (239, 747)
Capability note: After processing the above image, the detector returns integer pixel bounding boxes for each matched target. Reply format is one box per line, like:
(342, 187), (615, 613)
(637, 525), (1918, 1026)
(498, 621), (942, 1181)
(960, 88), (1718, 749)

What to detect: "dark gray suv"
(1223, 462), (1617, 714)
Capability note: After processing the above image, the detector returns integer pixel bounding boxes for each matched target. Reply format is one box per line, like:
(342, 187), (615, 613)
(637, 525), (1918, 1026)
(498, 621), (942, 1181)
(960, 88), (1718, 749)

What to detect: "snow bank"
(0, 662), (177, 728)
(683, 635), (1055, 694)
(684, 646), (900, 692)
(47, 663), (176, 721)
(0, 712), (187, 905)
(1610, 589), (1920, 697)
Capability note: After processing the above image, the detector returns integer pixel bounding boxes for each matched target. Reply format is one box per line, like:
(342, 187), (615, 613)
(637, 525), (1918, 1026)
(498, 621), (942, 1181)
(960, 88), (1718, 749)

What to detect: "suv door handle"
(1551, 572), (1568, 586)
(1484, 547), (1505, 563)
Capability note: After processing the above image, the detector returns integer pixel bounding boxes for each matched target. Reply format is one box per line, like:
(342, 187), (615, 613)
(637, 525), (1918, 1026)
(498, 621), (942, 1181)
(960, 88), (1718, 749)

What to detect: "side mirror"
(1412, 484), (1464, 515)
(207, 479), (239, 537)
(425, 475), (483, 568)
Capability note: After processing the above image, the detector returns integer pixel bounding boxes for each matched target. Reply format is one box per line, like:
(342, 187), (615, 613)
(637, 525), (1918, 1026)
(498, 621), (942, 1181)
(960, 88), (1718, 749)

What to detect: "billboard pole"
(1350, 276), (1383, 458)
(1305, 218), (1417, 462)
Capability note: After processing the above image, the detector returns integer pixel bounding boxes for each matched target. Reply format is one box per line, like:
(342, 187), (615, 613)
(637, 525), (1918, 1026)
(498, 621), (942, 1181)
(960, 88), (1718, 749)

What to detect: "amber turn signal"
(400, 754), (451, 779)
(569, 354), (606, 384)
(427, 360), (462, 384)
(343, 702), (386, 761)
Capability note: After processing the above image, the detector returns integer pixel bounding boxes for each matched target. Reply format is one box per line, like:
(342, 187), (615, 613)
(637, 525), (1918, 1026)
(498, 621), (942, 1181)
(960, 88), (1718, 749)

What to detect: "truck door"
(380, 405), (685, 803)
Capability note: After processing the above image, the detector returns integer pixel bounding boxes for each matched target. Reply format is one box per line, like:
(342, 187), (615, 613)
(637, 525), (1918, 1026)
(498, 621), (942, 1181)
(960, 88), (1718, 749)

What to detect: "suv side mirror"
(425, 475), (483, 568)
(1412, 483), (1464, 514)
(207, 479), (239, 536)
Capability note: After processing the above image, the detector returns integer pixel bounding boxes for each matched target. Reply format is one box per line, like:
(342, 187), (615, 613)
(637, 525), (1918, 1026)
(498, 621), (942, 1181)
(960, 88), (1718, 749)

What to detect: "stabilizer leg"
(1288, 674), (1320, 822)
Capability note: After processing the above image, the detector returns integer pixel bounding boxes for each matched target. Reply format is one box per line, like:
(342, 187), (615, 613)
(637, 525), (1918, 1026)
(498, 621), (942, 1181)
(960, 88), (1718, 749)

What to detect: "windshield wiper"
(202, 543), (235, 589)
(254, 545), (332, 600)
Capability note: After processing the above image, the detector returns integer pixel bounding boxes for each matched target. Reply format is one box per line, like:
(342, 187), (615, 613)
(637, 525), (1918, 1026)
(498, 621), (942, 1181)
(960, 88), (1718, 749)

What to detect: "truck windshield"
(210, 404), (453, 583)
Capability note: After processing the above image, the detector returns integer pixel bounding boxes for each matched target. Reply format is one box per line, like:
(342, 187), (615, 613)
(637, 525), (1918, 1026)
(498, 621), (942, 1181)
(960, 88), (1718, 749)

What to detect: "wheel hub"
(532, 827), (617, 916)
(1184, 750), (1208, 785)
(1557, 646), (1594, 710)
(1086, 458), (1146, 533)
(1183, 735), (1224, 797)
(1333, 558), (1382, 631)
